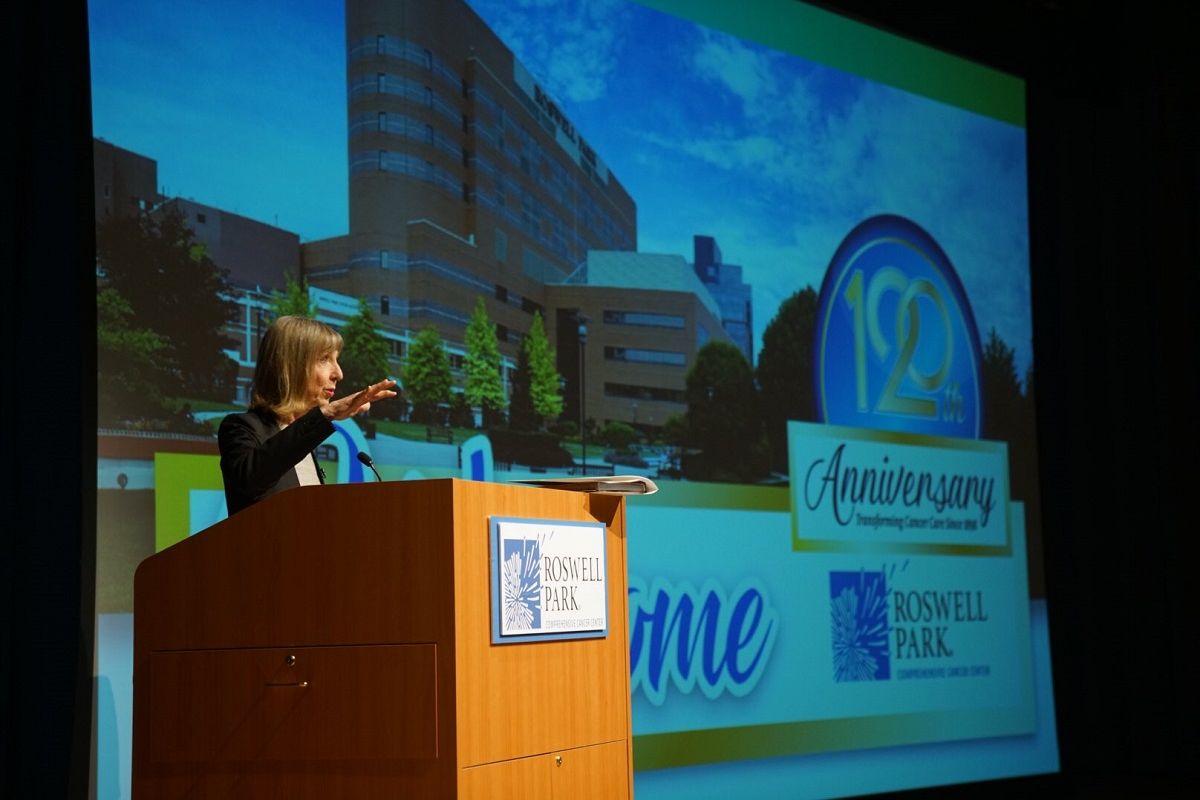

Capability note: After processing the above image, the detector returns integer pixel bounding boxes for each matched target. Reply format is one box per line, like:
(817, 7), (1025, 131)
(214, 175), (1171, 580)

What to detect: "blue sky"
(88, 0), (1032, 378)
(89, 0), (347, 238)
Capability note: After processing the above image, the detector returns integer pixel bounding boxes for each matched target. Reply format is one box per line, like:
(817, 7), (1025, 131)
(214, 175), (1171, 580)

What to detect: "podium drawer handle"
(555, 755), (563, 767)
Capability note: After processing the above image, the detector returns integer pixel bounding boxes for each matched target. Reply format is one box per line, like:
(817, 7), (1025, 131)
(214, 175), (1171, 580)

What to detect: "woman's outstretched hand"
(322, 378), (398, 420)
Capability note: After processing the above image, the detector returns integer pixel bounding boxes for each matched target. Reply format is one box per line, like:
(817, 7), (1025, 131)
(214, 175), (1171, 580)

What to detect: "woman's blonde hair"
(250, 316), (343, 421)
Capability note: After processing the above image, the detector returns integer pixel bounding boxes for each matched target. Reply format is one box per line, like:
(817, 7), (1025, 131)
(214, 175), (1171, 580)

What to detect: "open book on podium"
(510, 474), (658, 495)
(132, 478), (634, 799)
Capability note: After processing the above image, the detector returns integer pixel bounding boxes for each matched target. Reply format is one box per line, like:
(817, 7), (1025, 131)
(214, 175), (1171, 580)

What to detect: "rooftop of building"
(560, 250), (722, 320)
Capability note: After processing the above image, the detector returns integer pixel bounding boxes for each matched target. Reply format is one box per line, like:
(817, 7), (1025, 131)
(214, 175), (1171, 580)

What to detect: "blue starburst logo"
(830, 570), (890, 681)
(501, 537), (542, 631)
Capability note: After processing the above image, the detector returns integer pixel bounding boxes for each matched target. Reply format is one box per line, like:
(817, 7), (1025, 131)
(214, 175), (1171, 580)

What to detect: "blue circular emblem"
(815, 215), (983, 438)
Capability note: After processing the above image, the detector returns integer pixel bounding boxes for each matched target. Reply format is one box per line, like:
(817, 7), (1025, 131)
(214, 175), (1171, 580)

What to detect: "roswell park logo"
(501, 536), (544, 631)
(491, 517), (608, 643)
(830, 568), (992, 682)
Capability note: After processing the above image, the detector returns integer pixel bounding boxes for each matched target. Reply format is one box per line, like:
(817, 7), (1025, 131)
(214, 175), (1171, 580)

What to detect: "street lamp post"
(578, 315), (588, 476)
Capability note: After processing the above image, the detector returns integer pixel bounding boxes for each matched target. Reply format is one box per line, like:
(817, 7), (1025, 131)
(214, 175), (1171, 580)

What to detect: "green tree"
(661, 413), (690, 447)
(526, 311), (563, 421)
(269, 272), (316, 319)
(507, 311), (562, 432)
(403, 326), (452, 424)
(685, 341), (763, 482)
(339, 298), (392, 398)
(981, 331), (1040, 542)
(96, 205), (239, 401)
(507, 341), (539, 432)
(756, 286), (818, 473)
(981, 327), (1024, 444)
(464, 296), (507, 426)
(97, 287), (173, 426)
(600, 420), (638, 453)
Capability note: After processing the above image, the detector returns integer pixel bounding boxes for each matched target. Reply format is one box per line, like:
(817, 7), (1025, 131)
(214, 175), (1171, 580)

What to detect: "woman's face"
(306, 349), (344, 410)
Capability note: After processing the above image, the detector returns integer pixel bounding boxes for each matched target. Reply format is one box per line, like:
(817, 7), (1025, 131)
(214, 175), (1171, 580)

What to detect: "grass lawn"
(372, 419), (480, 444)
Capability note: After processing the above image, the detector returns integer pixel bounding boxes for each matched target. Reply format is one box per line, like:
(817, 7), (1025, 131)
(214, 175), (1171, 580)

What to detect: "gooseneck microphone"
(356, 451), (383, 482)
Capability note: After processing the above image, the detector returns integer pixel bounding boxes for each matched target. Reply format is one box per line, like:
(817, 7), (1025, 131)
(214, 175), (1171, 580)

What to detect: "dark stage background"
(3, 0), (1194, 797)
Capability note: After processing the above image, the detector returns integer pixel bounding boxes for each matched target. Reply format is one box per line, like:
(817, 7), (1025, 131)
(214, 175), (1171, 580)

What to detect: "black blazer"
(217, 406), (335, 516)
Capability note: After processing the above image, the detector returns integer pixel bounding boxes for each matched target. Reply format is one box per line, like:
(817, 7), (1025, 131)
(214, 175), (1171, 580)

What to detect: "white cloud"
(692, 29), (777, 110)
(469, 0), (628, 105)
(477, 0), (1033, 371)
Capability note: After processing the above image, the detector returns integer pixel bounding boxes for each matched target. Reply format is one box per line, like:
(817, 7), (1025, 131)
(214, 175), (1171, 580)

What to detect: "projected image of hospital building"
(95, 0), (755, 437)
(297, 0), (752, 434)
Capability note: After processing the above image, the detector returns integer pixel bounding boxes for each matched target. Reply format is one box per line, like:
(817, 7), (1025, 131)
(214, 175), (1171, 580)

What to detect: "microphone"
(357, 451), (383, 482)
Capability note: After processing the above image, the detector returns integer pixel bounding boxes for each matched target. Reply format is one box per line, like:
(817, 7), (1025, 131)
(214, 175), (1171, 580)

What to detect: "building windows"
(196, 212), (207, 224)
(425, 86), (433, 107)
(376, 34), (385, 55)
(423, 48), (433, 70)
(604, 347), (686, 367)
(425, 123), (434, 144)
(495, 284), (508, 302)
(378, 111), (387, 132)
(604, 382), (685, 404)
(381, 249), (389, 269)
(377, 72), (386, 93)
(603, 310), (685, 329)
(380, 295), (390, 315)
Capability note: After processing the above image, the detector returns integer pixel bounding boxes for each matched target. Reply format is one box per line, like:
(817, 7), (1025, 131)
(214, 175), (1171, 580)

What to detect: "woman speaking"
(218, 315), (396, 516)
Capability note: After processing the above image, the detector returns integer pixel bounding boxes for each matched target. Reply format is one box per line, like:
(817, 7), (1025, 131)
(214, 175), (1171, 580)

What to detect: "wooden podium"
(132, 478), (634, 798)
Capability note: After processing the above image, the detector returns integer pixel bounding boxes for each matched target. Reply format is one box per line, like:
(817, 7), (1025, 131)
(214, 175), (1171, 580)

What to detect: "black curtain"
(2, 1), (96, 796)
(1029, 3), (1197, 791)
